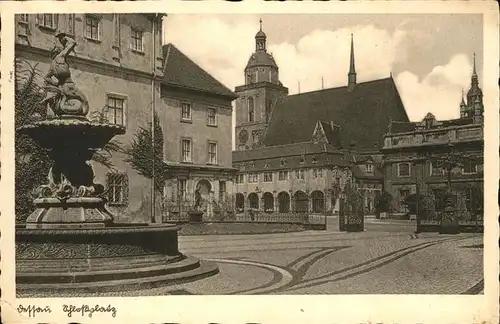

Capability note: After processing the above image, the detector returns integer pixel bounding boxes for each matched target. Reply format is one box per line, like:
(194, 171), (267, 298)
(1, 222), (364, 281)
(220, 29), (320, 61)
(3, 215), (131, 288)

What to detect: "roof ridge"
(287, 77), (393, 98)
(162, 43), (236, 98)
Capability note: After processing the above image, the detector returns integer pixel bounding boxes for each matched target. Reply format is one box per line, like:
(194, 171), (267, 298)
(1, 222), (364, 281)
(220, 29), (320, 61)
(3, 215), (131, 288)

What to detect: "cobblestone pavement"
(155, 227), (483, 295)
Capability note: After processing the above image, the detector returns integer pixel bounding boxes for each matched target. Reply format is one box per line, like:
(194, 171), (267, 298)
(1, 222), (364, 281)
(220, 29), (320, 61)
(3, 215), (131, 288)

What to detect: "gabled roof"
(350, 164), (383, 181)
(318, 121), (342, 147)
(263, 77), (409, 150)
(162, 43), (237, 99)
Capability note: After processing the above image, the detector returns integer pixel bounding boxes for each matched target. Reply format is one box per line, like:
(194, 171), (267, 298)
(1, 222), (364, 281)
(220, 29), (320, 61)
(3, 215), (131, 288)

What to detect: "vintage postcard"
(0, 1), (499, 323)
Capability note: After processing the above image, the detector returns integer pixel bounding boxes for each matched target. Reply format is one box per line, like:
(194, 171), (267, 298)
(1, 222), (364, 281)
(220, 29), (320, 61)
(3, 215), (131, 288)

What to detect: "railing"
(161, 197), (326, 228)
(417, 193), (483, 233)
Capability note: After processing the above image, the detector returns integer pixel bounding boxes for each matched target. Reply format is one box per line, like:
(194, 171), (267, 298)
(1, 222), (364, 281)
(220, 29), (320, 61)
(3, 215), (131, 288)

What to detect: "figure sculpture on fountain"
(40, 32), (89, 118)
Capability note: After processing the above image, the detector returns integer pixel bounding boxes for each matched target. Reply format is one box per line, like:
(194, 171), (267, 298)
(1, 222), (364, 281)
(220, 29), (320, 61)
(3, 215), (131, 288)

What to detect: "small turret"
(460, 89), (467, 118)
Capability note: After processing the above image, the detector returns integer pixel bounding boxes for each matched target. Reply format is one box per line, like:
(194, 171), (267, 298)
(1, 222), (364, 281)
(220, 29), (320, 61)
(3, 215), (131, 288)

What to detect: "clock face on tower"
(239, 129), (249, 143)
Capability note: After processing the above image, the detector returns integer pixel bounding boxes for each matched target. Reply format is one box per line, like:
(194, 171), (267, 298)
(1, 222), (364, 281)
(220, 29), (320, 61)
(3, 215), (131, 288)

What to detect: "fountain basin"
(16, 223), (219, 295)
(17, 119), (125, 150)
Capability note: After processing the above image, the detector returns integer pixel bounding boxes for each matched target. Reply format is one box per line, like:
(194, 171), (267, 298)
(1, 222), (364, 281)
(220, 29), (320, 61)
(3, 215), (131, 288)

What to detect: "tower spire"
(348, 34), (357, 92)
(259, 18), (263, 31)
(471, 52), (478, 86)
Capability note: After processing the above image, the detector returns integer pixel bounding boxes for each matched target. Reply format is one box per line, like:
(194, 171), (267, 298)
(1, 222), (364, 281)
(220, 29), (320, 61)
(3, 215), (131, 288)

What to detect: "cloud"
(395, 54), (473, 121)
(163, 16), (475, 146)
(164, 16), (407, 95)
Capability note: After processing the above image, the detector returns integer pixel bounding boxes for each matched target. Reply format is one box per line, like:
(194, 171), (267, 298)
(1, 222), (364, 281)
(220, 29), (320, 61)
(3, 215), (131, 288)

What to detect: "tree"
(426, 146), (480, 192)
(124, 111), (164, 193)
(15, 60), (52, 222)
(402, 193), (422, 214)
(15, 59), (122, 222)
(375, 191), (392, 214)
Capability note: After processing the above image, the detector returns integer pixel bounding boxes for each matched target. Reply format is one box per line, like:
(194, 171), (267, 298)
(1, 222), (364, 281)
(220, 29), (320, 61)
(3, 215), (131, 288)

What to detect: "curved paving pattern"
(173, 230), (483, 295)
(24, 228), (482, 296)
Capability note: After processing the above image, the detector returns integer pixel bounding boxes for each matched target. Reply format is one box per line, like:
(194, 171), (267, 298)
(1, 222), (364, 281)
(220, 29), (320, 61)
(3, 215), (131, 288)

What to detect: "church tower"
(234, 19), (289, 151)
(463, 53), (483, 123)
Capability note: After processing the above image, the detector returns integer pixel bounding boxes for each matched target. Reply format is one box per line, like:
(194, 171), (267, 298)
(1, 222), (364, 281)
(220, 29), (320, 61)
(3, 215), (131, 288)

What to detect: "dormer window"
(264, 160), (269, 168)
(312, 156), (318, 164)
(299, 155), (305, 165)
(280, 158), (286, 167)
(366, 163), (373, 173)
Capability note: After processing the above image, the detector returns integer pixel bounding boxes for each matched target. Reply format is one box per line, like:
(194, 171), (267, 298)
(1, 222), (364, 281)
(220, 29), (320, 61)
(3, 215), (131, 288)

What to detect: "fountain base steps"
(16, 223), (219, 295)
(17, 260), (218, 295)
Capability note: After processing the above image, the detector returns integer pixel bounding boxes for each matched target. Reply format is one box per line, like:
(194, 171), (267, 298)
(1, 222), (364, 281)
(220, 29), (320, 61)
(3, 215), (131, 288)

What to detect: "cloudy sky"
(163, 14), (482, 144)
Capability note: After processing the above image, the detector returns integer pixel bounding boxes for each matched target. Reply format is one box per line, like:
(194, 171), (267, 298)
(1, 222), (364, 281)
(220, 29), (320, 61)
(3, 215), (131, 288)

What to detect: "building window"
(295, 170), (305, 180)
(312, 156), (318, 164)
(278, 171), (289, 181)
(399, 189), (410, 199)
(84, 15), (100, 41)
(208, 141), (217, 164)
(235, 174), (245, 184)
(113, 14), (120, 46)
(178, 179), (186, 200)
(219, 181), (226, 201)
(266, 100), (272, 122)
(36, 14), (57, 29)
(67, 14), (75, 35)
(252, 131), (260, 144)
(366, 163), (373, 173)
(18, 14), (30, 37)
(430, 162), (445, 176)
(106, 172), (128, 206)
(207, 107), (217, 126)
(397, 162), (411, 177)
(130, 28), (143, 52)
(248, 97), (254, 122)
(19, 14), (29, 23)
(264, 160), (269, 168)
(313, 168), (323, 179)
(463, 162), (478, 175)
(181, 139), (192, 163)
(263, 172), (273, 182)
(248, 173), (259, 183)
(106, 96), (125, 126)
(181, 102), (192, 121)
(280, 158), (286, 167)
(300, 155), (305, 165)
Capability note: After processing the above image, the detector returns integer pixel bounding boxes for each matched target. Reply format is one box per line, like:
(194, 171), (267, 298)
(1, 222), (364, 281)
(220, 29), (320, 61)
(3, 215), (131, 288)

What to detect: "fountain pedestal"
(16, 118), (219, 296)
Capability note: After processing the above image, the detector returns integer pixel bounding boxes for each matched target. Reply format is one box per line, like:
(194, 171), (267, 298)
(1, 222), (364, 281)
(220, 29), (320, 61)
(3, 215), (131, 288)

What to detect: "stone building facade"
(159, 44), (239, 221)
(382, 58), (484, 214)
(16, 13), (165, 222)
(15, 14), (237, 223)
(232, 25), (408, 215)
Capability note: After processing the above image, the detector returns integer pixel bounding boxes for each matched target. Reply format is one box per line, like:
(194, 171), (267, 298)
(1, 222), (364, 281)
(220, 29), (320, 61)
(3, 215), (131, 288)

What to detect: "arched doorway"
(278, 191), (290, 213)
(311, 190), (325, 213)
(196, 179), (212, 196)
(248, 193), (259, 209)
(294, 191), (308, 213)
(235, 193), (245, 211)
(263, 192), (274, 212)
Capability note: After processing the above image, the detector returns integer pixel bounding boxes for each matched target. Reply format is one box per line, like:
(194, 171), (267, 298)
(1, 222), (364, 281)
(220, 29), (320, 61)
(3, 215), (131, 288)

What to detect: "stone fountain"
(15, 33), (218, 295)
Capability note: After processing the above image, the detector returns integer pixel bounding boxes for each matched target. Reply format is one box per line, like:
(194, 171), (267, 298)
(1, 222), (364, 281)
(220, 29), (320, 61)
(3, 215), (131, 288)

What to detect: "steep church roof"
(162, 43), (237, 99)
(263, 77), (409, 150)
